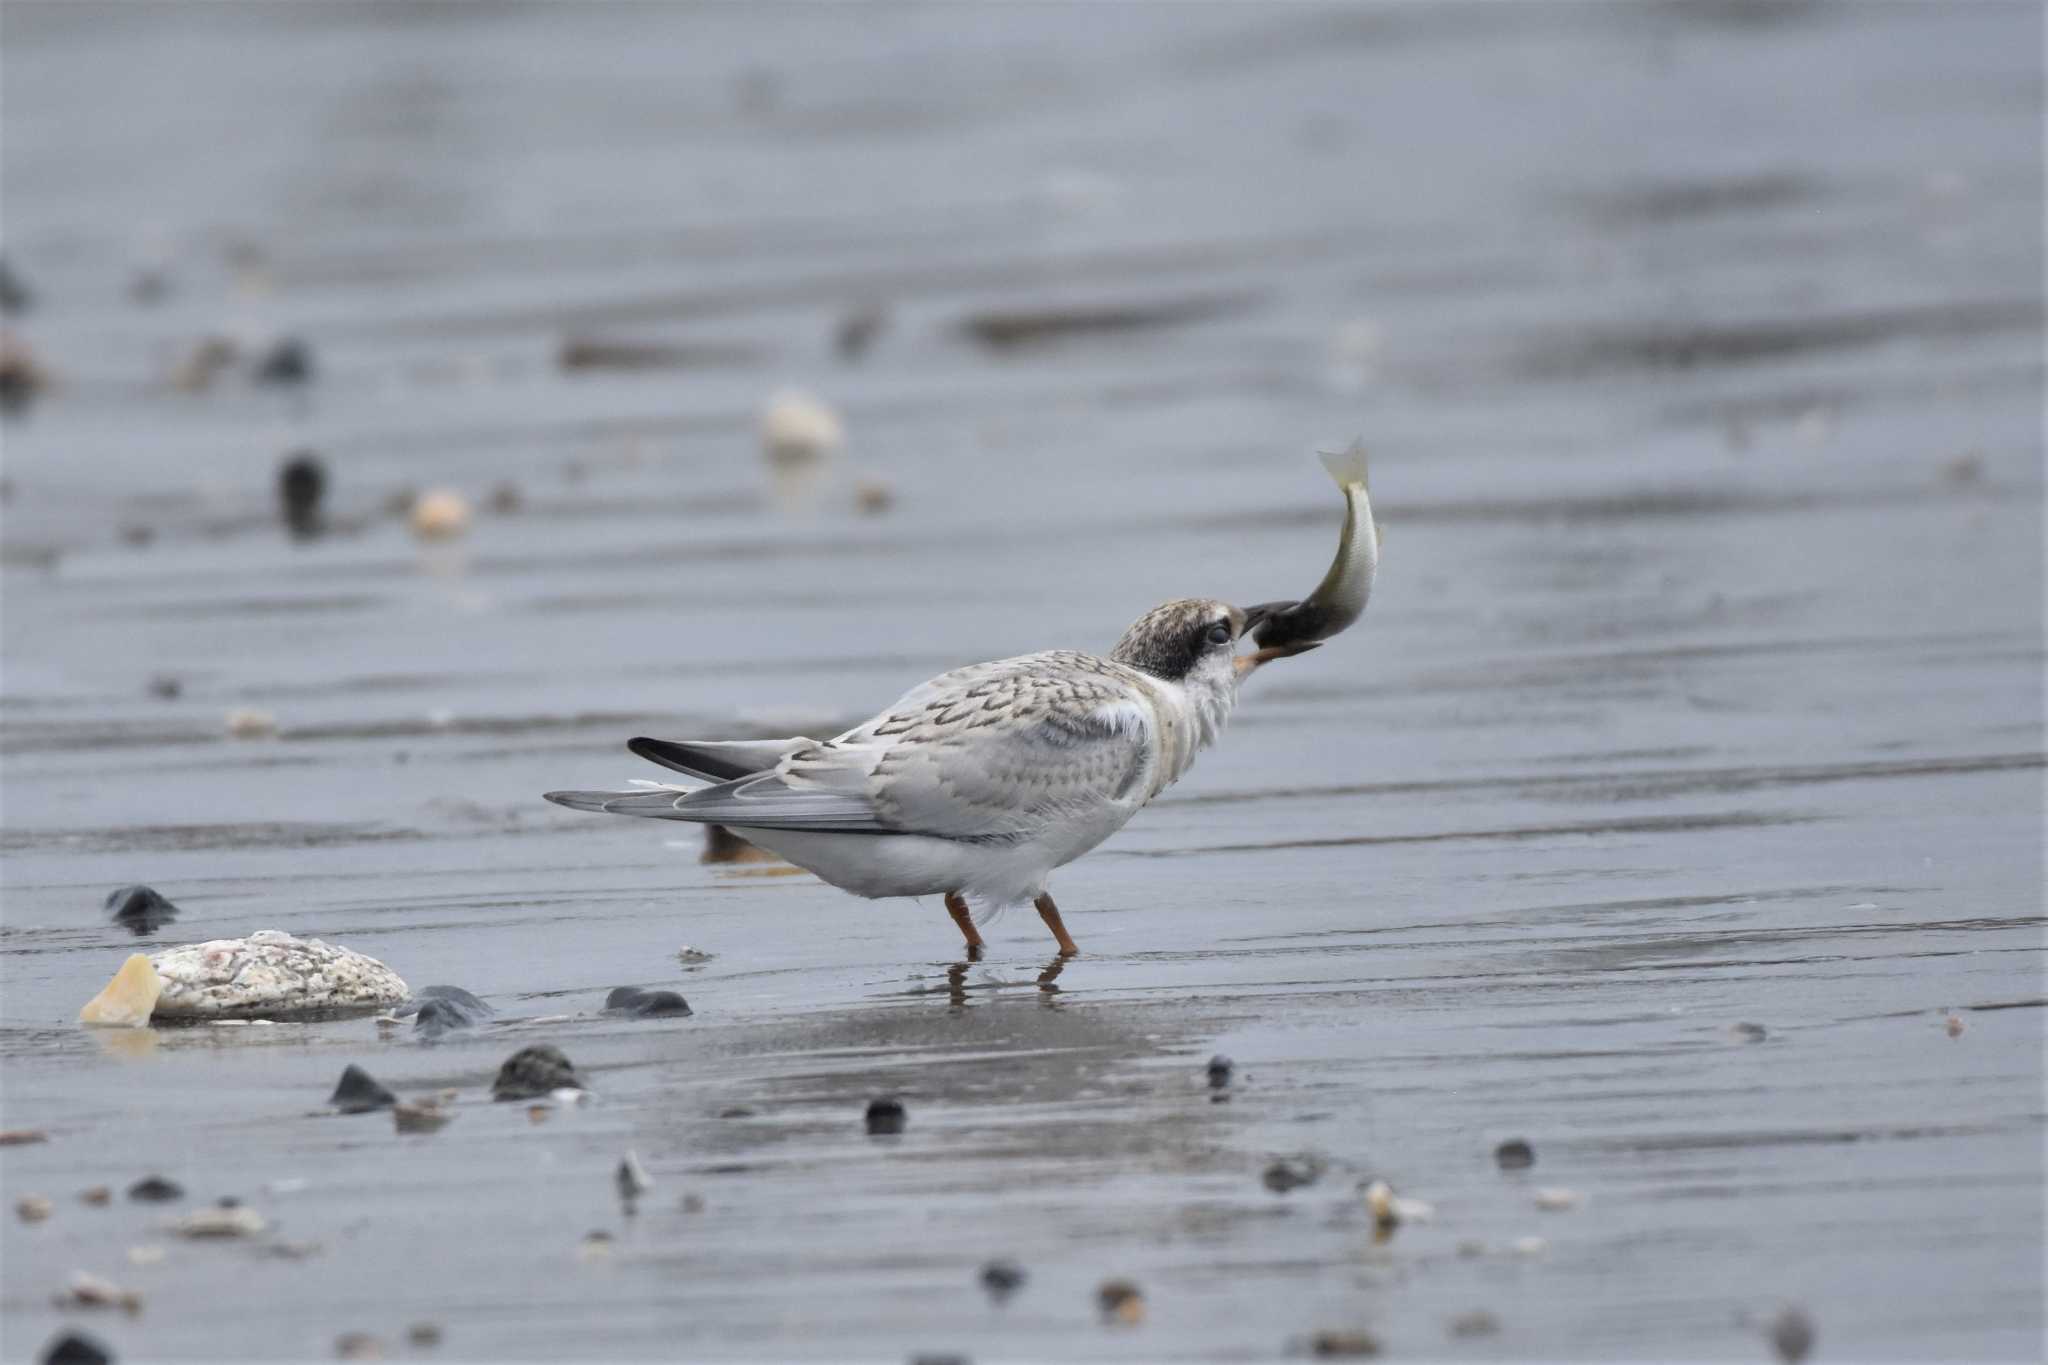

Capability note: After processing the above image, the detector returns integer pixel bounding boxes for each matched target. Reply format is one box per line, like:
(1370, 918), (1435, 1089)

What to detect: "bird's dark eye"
(1205, 622), (1233, 646)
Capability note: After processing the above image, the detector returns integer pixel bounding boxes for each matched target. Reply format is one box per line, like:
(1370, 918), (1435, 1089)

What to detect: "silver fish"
(1249, 439), (1379, 654)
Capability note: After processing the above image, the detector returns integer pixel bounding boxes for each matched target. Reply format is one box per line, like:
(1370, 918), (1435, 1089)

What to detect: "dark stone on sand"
(718, 1106), (756, 1119)
(1206, 1054), (1233, 1088)
(492, 1045), (583, 1100)
(865, 1097), (908, 1135)
(254, 336), (313, 385)
(1262, 1156), (1324, 1194)
(104, 885), (178, 936)
(40, 1331), (112, 1365)
(126, 1175), (183, 1203)
(604, 986), (692, 1018)
(978, 1259), (1026, 1301)
(329, 1065), (398, 1114)
(835, 302), (888, 361)
(1310, 1330), (1381, 1357)
(398, 986), (493, 1039)
(1495, 1138), (1535, 1171)
(406, 1323), (443, 1348)
(147, 674), (182, 700)
(0, 257), (32, 315)
(1770, 1306), (1815, 1363)
(1732, 1021), (1769, 1043)
(278, 451), (327, 538)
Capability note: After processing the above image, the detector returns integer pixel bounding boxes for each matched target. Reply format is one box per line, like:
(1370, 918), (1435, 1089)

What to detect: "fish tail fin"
(1317, 438), (1370, 491)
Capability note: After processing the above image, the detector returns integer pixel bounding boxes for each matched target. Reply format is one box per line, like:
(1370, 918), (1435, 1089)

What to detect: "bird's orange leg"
(1034, 892), (1080, 957)
(945, 892), (985, 960)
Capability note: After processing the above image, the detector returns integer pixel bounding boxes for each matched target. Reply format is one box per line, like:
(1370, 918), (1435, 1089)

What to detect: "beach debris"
(1206, 1054), (1233, 1089)
(1448, 1310), (1500, 1338)
(126, 1176), (183, 1203)
(760, 389), (844, 472)
(1731, 1021), (1769, 1043)
(395, 985), (493, 1039)
(701, 824), (777, 864)
(128, 264), (171, 307)
(1944, 1013), (1965, 1037)
(526, 1105), (550, 1125)
(1941, 450), (1986, 486)
(1495, 1138), (1535, 1170)
(1096, 1279), (1145, 1326)
(170, 1205), (266, 1239)
(1533, 1186), (1584, 1212)
(0, 330), (52, 412)
(80, 1187), (111, 1207)
(1263, 1155), (1325, 1194)
(675, 945), (715, 965)
(718, 1106), (755, 1119)
(853, 478), (895, 516)
(393, 1099), (453, 1135)
(78, 955), (162, 1028)
(52, 1271), (142, 1315)
(487, 480), (523, 515)
(408, 488), (471, 541)
(126, 1246), (165, 1266)
(1510, 1235), (1549, 1257)
(18, 1195), (54, 1223)
(407, 1323), (443, 1348)
(1, 1129), (49, 1146)
(865, 1097), (908, 1136)
(834, 302), (888, 361)
(147, 674), (182, 700)
(328, 1065), (398, 1114)
(493, 1045), (584, 1100)
(978, 1259), (1026, 1302)
(278, 451), (327, 539)
(0, 256), (31, 313)
(1769, 1305), (1816, 1363)
(576, 1230), (614, 1262)
(603, 986), (692, 1018)
(960, 294), (1247, 352)
(224, 708), (279, 739)
(681, 1193), (706, 1214)
(616, 1151), (653, 1209)
(149, 930), (408, 1019)
(1362, 1179), (1433, 1230)
(558, 337), (757, 372)
(253, 336), (313, 385)
(1308, 1330), (1380, 1357)
(104, 886), (179, 937)
(333, 1332), (382, 1360)
(168, 335), (238, 392)
(39, 1332), (112, 1365)
(1250, 440), (1378, 657)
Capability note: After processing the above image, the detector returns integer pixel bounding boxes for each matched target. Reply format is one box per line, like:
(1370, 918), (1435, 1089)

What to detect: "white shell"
(149, 930), (408, 1019)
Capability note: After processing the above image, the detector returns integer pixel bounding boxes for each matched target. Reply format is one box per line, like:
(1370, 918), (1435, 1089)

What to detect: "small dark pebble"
(128, 267), (171, 306)
(147, 674), (182, 700)
(328, 1064), (398, 1114)
(1495, 1138), (1536, 1171)
(1310, 1330), (1381, 1358)
(487, 481), (523, 515)
(254, 336), (313, 385)
(407, 1323), (443, 1348)
(1096, 1279), (1144, 1325)
(1206, 1054), (1233, 1088)
(0, 332), (50, 412)
(117, 523), (154, 547)
(1448, 1309), (1500, 1338)
(333, 1331), (382, 1360)
(865, 1097), (908, 1136)
(104, 885), (178, 937)
(717, 1106), (756, 1119)
(1732, 1021), (1770, 1043)
(835, 302), (889, 361)
(278, 451), (327, 539)
(40, 1331), (111, 1365)
(604, 986), (692, 1018)
(0, 257), (32, 315)
(1770, 1306), (1815, 1364)
(978, 1259), (1026, 1301)
(492, 1044), (583, 1100)
(126, 1175), (183, 1203)
(1262, 1155), (1324, 1194)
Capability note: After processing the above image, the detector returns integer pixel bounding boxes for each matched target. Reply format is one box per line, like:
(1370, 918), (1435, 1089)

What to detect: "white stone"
(150, 930), (408, 1019)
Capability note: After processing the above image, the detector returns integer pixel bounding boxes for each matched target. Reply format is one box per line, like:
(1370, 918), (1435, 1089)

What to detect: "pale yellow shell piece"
(79, 954), (162, 1028)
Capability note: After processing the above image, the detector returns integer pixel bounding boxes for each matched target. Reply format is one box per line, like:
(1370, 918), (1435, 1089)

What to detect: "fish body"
(1250, 440), (1378, 651)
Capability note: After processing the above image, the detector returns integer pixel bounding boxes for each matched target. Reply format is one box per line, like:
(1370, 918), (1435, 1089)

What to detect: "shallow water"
(1, 3), (2042, 1361)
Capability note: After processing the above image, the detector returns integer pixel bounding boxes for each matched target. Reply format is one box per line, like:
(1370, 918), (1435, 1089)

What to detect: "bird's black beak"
(1238, 601), (1295, 635)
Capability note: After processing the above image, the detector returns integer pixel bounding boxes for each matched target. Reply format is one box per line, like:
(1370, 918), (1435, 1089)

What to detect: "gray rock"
(104, 886), (178, 937)
(328, 1065), (396, 1114)
(150, 931), (408, 1020)
(492, 1045), (583, 1101)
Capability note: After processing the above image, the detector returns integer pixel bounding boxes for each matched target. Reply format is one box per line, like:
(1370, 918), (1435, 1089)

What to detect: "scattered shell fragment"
(576, 1230), (615, 1262)
(150, 930), (407, 1019)
(1362, 1179), (1432, 1229)
(409, 489), (471, 541)
(1944, 1013), (1965, 1037)
(79, 1187), (111, 1207)
(126, 1176), (183, 1203)
(1769, 1305), (1816, 1363)
(853, 478), (894, 515)
(760, 390), (844, 471)
(78, 955), (162, 1028)
(170, 1206), (266, 1239)
(1309, 1330), (1380, 1358)
(18, 1195), (54, 1223)
(1494, 1138), (1535, 1170)
(225, 707), (279, 739)
(1263, 1155), (1324, 1194)
(0, 330), (52, 411)
(329, 1065), (398, 1114)
(333, 1332), (382, 1360)
(1510, 1235), (1548, 1257)
(1448, 1310), (1500, 1339)
(126, 1245), (165, 1266)
(1096, 1279), (1145, 1326)
(0, 1129), (49, 1146)
(979, 1259), (1026, 1302)
(1532, 1187), (1584, 1212)
(168, 335), (238, 392)
(53, 1271), (142, 1315)
(105, 885), (179, 937)
(865, 1096), (908, 1135)
(493, 1045), (584, 1100)
(526, 1105), (550, 1125)
(675, 946), (715, 965)
(393, 1100), (453, 1135)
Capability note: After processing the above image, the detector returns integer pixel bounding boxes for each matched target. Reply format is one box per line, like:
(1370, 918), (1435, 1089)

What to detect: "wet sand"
(2, 3), (2042, 1360)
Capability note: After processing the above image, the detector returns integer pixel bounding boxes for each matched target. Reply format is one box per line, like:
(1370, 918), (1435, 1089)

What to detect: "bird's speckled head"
(1110, 598), (1280, 684)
